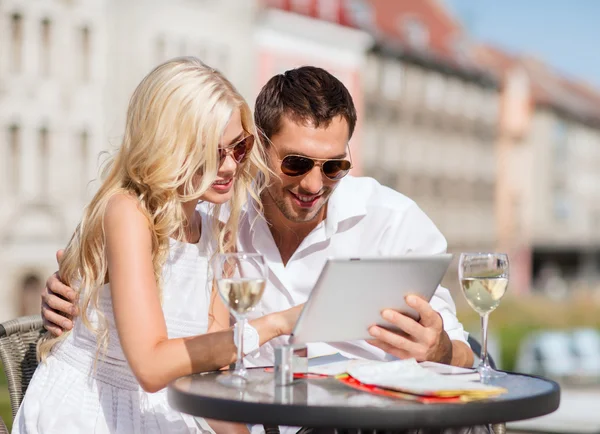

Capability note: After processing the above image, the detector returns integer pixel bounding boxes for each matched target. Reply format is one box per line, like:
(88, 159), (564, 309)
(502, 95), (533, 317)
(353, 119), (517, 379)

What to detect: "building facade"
(0, 0), (259, 321)
(359, 0), (500, 290)
(104, 0), (259, 140)
(0, 0), (109, 320)
(477, 46), (600, 296)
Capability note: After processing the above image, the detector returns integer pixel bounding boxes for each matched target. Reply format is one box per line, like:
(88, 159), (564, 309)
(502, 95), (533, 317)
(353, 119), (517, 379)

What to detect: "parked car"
(570, 328), (600, 378)
(515, 331), (579, 379)
(516, 329), (600, 381)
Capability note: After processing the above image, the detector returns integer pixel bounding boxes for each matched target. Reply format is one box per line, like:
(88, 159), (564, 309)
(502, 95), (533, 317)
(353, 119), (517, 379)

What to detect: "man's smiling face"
(264, 115), (350, 223)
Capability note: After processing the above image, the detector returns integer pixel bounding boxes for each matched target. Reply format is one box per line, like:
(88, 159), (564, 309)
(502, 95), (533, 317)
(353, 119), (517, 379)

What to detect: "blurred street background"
(1, 0), (600, 432)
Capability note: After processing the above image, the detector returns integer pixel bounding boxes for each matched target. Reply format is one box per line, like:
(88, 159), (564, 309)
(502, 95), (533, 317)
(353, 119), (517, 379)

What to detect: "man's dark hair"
(254, 66), (357, 144)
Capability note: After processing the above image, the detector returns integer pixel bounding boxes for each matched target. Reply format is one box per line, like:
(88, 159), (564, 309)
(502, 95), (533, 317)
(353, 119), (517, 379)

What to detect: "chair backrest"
(467, 334), (497, 369)
(0, 315), (44, 418)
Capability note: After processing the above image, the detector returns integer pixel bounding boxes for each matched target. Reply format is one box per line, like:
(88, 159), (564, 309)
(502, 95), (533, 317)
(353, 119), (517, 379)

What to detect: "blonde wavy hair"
(38, 57), (270, 361)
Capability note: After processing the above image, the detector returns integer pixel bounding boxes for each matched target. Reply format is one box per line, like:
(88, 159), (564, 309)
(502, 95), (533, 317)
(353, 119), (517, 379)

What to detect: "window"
(361, 124), (380, 167)
(155, 36), (166, 64)
(432, 178), (443, 198)
(377, 170), (398, 190)
(452, 36), (470, 63)
(484, 89), (499, 123)
(401, 16), (429, 49)
(444, 77), (463, 115)
(414, 174), (434, 198)
(11, 13), (24, 73)
(346, 0), (375, 28)
(290, 0), (311, 14)
(178, 39), (187, 56)
(425, 72), (445, 110)
(397, 172), (414, 196)
(80, 130), (89, 195)
(8, 125), (21, 192)
(463, 84), (481, 119)
(552, 180), (570, 221)
(265, 0), (285, 8)
(318, 0), (339, 22)
(593, 210), (600, 233)
(217, 49), (229, 74)
(553, 195), (570, 221)
(39, 127), (49, 194)
(381, 59), (403, 100)
(40, 18), (52, 76)
(80, 26), (91, 82)
(364, 55), (381, 95)
(474, 179), (493, 202)
(20, 274), (43, 316)
(553, 120), (568, 161)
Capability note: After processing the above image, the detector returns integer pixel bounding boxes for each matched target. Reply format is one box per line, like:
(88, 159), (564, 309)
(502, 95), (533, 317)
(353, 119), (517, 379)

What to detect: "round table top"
(168, 369), (560, 429)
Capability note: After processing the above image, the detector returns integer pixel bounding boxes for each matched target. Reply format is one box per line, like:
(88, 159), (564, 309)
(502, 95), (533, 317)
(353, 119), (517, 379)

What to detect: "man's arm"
(41, 250), (78, 336)
(370, 202), (473, 367)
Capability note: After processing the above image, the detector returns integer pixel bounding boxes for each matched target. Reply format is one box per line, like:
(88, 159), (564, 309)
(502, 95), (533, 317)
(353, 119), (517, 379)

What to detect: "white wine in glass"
(461, 277), (508, 316)
(217, 278), (266, 315)
(211, 253), (268, 388)
(459, 253), (509, 382)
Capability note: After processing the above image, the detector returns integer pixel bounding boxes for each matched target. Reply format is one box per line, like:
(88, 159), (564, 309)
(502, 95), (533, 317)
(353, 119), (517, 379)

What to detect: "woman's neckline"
(170, 211), (203, 246)
(169, 236), (202, 246)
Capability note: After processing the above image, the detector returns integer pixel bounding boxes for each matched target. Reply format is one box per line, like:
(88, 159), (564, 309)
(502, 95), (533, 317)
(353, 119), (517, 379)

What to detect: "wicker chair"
(0, 317), (507, 434)
(0, 315), (45, 433)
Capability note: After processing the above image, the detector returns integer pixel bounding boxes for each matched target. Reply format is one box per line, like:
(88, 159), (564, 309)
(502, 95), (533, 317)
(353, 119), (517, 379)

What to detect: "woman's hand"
(269, 304), (304, 337)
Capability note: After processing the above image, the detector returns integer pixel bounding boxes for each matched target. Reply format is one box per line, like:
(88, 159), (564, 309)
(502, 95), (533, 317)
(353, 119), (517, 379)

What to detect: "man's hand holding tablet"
(367, 294), (453, 364)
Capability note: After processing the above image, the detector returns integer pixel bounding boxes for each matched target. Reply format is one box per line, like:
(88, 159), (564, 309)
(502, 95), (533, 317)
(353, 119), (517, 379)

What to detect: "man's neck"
(261, 193), (326, 266)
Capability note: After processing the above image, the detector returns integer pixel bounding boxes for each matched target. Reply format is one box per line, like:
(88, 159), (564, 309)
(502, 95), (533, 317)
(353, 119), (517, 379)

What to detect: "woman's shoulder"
(106, 192), (142, 211)
(104, 193), (150, 234)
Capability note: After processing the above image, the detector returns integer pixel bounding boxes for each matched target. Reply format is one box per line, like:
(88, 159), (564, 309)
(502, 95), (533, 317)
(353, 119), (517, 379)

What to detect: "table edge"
(168, 371), (561, 429)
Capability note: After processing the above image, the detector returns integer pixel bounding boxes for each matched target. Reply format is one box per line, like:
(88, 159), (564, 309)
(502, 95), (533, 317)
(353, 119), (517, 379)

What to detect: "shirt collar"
(324, 176), (367, 237)
(212, 176), (368, 236)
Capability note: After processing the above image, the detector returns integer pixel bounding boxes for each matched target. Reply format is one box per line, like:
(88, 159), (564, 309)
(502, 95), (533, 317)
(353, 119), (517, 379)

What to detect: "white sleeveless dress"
(13, 222), (214, 433)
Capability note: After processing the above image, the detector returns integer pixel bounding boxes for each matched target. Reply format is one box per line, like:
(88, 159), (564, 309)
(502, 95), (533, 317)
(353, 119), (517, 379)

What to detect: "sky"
(442, 0), (600, 88)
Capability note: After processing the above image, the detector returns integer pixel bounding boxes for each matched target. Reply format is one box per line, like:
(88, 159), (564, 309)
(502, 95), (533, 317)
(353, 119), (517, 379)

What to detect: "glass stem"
(234, 317), (247, 377)
(480, 313), (490, 368)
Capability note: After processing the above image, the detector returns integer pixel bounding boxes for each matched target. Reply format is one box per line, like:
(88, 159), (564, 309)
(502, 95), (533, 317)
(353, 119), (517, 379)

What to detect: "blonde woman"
(12, 57), (299, 434)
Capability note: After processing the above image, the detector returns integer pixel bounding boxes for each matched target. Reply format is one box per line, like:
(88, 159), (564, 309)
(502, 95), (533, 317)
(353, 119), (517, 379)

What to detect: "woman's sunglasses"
(218, 134), (254, 164)
(280, 154), (352, 180)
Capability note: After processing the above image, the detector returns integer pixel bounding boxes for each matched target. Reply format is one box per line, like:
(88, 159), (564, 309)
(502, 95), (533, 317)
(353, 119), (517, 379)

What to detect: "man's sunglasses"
(218, 134), (254, 164)
(280, 154), (352, 180)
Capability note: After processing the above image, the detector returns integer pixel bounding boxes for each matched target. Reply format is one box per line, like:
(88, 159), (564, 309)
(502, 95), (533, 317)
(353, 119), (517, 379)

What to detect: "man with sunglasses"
(40, 67), (477, 429)
(236, 66), (474, 372)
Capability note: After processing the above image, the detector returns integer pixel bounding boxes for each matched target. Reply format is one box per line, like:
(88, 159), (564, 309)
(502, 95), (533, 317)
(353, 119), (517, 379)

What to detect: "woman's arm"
(106, 195), (295, 393)
(207, 280), (230, 333)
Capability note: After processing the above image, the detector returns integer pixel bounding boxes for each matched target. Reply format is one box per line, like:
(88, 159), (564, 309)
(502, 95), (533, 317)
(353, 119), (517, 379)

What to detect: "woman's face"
(198, 108), (248, 205)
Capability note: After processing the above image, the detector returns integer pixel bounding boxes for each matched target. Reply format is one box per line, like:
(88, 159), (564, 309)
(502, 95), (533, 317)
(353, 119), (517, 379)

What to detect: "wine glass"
(458, 253), (509, 382)
(211, 253), (268, 388)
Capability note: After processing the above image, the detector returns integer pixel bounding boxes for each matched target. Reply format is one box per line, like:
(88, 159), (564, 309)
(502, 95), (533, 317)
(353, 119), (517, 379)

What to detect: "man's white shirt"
(213, 176), (468, 367)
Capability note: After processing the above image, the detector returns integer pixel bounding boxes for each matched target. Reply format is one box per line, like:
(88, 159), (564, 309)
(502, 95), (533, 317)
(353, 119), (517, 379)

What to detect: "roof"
(263, 0), (497, 86)
(475, 44), (600, 126)
(261, 0), (367, 29)
(364, 0), (496, 86)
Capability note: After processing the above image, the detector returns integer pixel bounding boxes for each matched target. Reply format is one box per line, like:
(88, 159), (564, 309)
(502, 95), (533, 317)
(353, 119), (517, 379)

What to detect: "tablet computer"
(289, 254), (453, 345)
